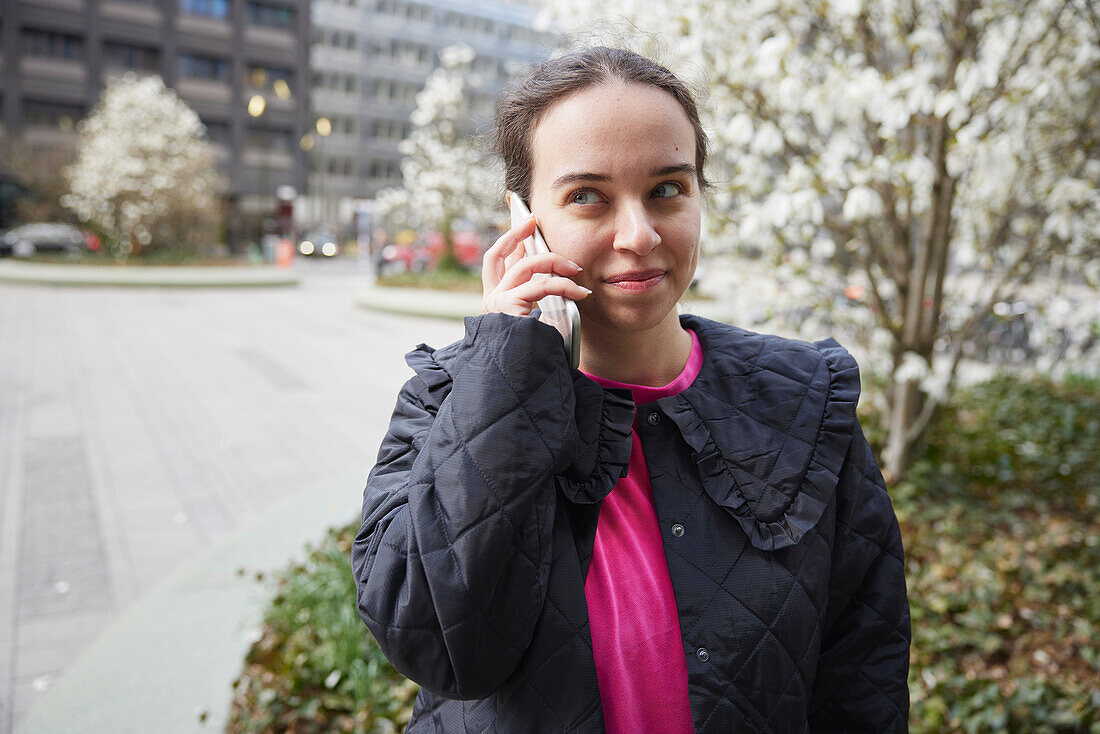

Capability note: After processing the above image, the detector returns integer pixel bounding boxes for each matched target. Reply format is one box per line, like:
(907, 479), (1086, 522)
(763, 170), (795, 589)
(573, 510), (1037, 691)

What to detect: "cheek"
(542, 220), (605, 267)
(667, 218), (701, 263)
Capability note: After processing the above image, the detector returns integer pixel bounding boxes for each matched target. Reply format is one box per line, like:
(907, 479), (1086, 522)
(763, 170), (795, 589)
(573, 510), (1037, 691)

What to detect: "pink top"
(583, 330), (703, 734)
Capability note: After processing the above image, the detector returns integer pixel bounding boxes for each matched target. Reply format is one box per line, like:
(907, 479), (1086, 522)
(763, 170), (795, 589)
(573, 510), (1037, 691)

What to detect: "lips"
(603, 269), (667, 292)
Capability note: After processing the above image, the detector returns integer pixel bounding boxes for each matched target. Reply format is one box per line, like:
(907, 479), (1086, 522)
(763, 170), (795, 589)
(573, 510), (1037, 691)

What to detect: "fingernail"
(569, 260), (582, 270)
(582, 287), (593, 294)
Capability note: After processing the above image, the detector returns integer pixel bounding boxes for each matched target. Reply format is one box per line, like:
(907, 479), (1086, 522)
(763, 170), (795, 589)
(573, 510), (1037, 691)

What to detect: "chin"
(581, 298), (681, 336)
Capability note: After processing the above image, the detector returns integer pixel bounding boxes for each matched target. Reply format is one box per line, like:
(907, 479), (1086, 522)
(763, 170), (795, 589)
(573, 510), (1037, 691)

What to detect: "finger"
(482, 290), (536, 317)
(497, 252), (582, 293)
(483, 216), (535, 266)
(506, 276), (592, 305)
(486, 237), (523, 291)
(503, 236), (526, 271)
(482, 217), (536, 291)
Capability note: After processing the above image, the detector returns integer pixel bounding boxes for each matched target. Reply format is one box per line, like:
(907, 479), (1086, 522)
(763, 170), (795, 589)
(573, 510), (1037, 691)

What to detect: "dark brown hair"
(493, 47), (710, 202)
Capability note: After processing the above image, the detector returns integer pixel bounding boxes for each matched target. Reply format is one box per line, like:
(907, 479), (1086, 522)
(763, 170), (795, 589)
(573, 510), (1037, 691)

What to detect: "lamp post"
(314, 116), (332, 227)
(246, 91), (268, 253)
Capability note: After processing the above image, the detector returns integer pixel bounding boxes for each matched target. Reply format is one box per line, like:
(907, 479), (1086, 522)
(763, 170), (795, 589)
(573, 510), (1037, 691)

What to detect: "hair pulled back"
(493, 47), (710, 203)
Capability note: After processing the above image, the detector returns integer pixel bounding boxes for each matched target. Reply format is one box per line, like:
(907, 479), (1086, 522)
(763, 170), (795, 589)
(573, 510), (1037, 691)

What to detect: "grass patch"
(227, 373), (1100, 733)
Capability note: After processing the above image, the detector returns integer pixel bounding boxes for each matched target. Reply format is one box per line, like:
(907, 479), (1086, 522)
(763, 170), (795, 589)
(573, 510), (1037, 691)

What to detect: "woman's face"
(528, 82), (701, 338)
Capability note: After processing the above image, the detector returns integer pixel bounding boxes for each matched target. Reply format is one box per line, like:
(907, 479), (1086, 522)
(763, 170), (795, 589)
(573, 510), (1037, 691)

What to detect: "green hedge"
(895, 375), (1100, 733)
(226, 374), (1100, 733)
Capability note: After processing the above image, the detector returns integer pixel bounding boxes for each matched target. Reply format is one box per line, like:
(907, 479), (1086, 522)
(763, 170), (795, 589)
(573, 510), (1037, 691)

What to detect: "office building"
(0, 0), (311, 247)
(307, 0), (553, 228)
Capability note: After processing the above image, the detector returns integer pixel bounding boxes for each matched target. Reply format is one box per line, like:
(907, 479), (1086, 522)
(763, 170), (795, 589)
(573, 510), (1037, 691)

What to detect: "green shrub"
(899, 374), (1100, 733)
(228, 374), (1100, 733)
(225, 526), (417, 733)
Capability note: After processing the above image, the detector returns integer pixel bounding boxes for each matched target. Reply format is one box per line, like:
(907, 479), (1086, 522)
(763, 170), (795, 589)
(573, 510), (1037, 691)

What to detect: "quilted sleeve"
(809, 422), (911, 732)
(351, 314), (588, 700)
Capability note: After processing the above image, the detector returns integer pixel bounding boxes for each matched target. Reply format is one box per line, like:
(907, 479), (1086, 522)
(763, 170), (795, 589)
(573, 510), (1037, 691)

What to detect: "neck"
(579, 313), (692, 386)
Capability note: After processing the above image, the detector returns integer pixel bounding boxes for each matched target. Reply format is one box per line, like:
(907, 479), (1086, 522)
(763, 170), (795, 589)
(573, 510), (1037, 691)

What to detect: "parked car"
(0, 223), (85, 257)
(298, 230), (339, 258)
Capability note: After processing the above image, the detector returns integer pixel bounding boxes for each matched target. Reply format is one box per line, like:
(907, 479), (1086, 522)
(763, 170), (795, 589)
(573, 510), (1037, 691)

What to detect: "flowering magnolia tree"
(374, 44), (504, 269)
(547, 0), (1100, 480)
(63, 73), (223, 257)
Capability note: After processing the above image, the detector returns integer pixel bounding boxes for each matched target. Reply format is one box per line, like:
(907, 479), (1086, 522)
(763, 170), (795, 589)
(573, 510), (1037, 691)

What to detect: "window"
(247, 64), (292, 87)
(369, 159), (400, 180)
(370, 119), (411, 141)
(246, 2), (294, 30)
(23, 98), (84, 127)
(179, 0), (229, 19)
(246, 126), (293, 152)
(178, 52), (230, 81)
(22, 29), (83, 60)
(103, 41), (159, 71)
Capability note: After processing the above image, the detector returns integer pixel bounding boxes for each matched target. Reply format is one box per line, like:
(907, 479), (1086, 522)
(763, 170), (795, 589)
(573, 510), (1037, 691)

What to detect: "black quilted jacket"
(352, 312), (910, 733)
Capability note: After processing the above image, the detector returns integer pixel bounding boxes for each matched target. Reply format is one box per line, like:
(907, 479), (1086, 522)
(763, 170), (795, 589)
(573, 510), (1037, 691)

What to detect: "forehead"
(530, 82), (696, 184)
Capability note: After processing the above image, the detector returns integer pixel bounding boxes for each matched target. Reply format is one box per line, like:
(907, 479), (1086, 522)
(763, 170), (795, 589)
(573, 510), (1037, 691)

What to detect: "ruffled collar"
(654, 314), (861, 550)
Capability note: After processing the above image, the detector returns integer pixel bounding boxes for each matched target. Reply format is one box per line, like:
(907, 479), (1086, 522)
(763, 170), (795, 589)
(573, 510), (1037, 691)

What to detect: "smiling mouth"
(604, 270), (667, 292)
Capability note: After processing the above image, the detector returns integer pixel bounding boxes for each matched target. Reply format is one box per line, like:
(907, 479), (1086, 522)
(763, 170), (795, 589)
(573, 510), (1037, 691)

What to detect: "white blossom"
(374, 45), (504, 239)
(545, 0), (1100, 476)
(64, 74), (223, 256)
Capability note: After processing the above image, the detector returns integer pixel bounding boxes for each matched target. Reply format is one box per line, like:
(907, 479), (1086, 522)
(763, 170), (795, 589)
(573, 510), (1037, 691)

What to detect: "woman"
(353, 47), (910, 733)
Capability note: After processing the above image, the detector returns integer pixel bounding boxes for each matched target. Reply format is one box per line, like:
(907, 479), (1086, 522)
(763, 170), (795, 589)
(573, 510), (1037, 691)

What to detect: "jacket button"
(647, 412), (661, 425)
(696, 647), (709, 662)
(671, 523), (685, 537)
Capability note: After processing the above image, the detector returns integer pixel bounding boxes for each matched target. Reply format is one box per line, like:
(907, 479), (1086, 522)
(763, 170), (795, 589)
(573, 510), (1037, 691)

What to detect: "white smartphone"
(507, 192), (581, 369)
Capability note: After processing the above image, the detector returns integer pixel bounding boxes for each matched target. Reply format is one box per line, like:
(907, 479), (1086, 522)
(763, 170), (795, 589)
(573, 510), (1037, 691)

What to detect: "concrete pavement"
(0, 260), (299, 288)
(0, 262), (465, 734)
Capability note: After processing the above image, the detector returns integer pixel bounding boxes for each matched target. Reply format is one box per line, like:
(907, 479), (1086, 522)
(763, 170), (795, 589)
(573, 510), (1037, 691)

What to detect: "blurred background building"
(0, 0), (312, 248)
(0, 0), (552, 249)
(305, 0), (549, 232)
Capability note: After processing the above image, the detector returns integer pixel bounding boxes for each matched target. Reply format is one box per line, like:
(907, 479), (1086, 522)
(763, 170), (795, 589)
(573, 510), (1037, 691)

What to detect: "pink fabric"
(583, 330), (703, 734)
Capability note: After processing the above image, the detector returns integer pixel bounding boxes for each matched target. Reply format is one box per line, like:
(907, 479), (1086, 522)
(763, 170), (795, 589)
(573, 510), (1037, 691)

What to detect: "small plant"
(225, 525), (417, 733)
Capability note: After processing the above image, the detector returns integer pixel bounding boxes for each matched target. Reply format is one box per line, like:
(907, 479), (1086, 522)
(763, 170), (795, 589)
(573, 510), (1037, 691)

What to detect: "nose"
(612, 201), (660, 256)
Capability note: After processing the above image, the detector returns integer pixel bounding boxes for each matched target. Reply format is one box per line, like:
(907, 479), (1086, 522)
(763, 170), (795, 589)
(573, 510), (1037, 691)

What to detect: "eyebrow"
(550, 164), (697, 190)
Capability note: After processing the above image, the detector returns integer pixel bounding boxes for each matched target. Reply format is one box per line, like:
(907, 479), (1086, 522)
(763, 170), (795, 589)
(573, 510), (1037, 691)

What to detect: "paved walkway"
(0, 263), (465, 734)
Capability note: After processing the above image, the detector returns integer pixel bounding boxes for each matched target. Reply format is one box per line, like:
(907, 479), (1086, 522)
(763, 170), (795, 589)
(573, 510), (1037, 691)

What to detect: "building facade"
(306, 0), (552, 230)
(0, 0), (310, 246)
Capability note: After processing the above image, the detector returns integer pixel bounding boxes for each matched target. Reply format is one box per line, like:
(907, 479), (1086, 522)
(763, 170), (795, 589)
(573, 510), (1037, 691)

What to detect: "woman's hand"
(482, 216), (591, 316)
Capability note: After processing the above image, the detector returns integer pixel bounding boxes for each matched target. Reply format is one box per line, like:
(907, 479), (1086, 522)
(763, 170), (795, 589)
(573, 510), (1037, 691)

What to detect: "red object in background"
(424, 231), (484, 268)
(275, 238), (293, 267)
(380, 231), (486, 272)
(85, 232), (101, 252)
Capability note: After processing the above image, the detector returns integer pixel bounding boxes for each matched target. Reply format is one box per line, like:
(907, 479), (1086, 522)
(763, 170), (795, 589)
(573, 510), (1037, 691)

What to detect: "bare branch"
(858, 224), (903, 339)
